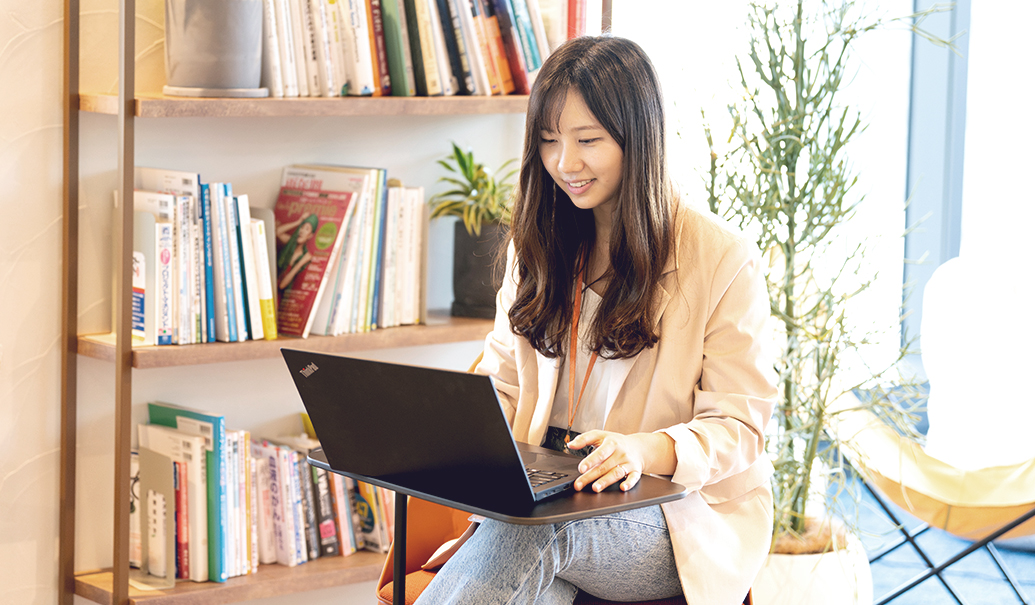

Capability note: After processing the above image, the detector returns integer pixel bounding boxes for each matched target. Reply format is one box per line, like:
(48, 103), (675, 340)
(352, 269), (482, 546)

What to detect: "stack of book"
(132, 167), (279, 347)
(130, 402), (395, 583)
(259, 0), (589, 98)
(275, 164), (428, 338)
(129, 164), (427, 345)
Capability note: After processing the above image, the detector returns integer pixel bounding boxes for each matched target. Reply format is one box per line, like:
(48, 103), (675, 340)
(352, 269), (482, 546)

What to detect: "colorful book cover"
(273, 187), (354, 337)
(148, 402), (228, 582)
(200, 185), (217, 342)
(382, 0), (417, 96)
(507, 0), (541, 71)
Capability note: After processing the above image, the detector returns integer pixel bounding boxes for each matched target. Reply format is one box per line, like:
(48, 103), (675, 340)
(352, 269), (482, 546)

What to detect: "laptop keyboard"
(526, 467), (569, 488)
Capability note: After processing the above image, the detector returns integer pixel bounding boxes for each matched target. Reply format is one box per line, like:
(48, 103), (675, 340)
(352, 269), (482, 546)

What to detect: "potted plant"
(429, 142), (517, 318)
(704, 1), (948, 602)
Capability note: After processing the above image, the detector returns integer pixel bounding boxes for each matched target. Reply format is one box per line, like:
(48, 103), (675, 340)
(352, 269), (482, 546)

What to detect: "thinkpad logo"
(300, 362), (318, 378)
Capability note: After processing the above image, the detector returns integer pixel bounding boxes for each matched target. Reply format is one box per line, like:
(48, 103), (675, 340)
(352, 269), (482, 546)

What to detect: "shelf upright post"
(112, 0), (136, 604)
(60, 0), (80, 603)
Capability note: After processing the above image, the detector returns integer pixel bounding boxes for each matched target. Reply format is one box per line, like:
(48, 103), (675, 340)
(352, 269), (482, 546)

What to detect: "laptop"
(282, 348), (687, 520)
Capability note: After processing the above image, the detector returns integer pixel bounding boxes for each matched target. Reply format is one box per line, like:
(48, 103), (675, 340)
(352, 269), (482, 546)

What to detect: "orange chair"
(376, 496), (752, 605)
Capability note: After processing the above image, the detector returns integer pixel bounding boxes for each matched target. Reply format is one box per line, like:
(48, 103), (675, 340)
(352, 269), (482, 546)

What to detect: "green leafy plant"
(705, 0), (950, 552)
(429, 142), (518, 237)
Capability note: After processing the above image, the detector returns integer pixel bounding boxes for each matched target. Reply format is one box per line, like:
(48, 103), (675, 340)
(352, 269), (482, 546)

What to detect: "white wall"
(0, 1), (521, 604)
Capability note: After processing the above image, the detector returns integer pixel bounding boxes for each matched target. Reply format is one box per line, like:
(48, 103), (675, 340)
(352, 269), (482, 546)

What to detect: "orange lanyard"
(566, 263), (599, 446)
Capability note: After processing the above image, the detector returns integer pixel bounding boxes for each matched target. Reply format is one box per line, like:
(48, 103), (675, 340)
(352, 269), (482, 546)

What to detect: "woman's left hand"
(566, 431), (676, 493)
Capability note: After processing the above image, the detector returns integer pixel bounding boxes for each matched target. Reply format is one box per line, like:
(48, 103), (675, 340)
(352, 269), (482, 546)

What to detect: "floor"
(840, 477), (1035, 605)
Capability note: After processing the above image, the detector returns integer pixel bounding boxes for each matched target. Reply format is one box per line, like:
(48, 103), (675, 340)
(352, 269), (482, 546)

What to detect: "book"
(367, 0), (392, 96)
(234, 195), (264, 340)
(525, 0), (551, 60)
(404, 0), (443, 95)
(133, 191), (176, 345)
(147, 402), (229, 583)
(310, 465), (341, 556)
(478, 0), (516, 94)
(309, 0), (341, 96)
(353, 481), (391, 553)
(279, 164), (373, 336)
(272, 187), (355, 337)
(339, 0), (377, 95)
(204, 184), (233, 342)
(381, 0), (417, 96)
(222, 185), (248, 343)
(252, 454), (278, 564)
(328, 473), (360, 553)
(172, 460), (188, 579)
(489, 0), (530, 94)
(467, 0), (503, 94)
(296, 451), (321, 560)
(425, 0), (457, 95)
(508, 0), (541, 72)
(288, 0), (312, 96)
(298, 0), (322, 95)
(138, 423), (209, 582)
(252, 440), (299, 566)
(283, 445), (307, 564)
(136, 447), (177, 583)
(274, 0), (302, 96)
(249, 218), (278, 340)
(262, 0), (286, 97)
(199, 185), (218, 342)
(130, 451), (142, 568)
(323, 0), (351, 95)
(453, 0), (492, 95)
(436, 0), (473, 95)
(566, 0), (585, 39)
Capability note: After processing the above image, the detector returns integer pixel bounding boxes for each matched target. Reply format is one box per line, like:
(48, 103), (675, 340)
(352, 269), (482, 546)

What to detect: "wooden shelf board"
(74, 551), (384, 605)
(79, 92), (529, 118)
(77, 312), (492, 369)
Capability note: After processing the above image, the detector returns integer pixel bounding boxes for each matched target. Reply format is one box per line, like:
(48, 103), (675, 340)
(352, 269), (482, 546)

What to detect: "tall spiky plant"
(705, 0), (950, 549)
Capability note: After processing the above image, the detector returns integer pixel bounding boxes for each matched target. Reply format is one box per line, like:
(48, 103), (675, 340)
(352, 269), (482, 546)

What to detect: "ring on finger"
(616, 463), (628, 477)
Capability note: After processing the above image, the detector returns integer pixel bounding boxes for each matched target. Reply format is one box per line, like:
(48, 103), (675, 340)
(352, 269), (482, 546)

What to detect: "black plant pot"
(451, 221), (506, 318)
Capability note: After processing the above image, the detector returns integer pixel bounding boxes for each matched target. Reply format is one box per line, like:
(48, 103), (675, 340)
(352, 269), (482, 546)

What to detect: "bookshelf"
(61, 2), (528, 605)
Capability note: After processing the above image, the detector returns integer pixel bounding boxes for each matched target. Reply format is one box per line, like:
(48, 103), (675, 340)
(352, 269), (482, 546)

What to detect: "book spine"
(131, 250), (146, 342)
(309, 0), (341, 96)
(489, 0), (529, 94)
(425, 0), (457, 95)
(235, 197), (263, 340)
(569, 0), (585, 38)
(287, 450), (307, 563)
(174, 460), (188, 579)
(368, 0), (393, 96)
(454, 0), (491, 95)
(248, 456), (259, 573)
(381, 0), (416, 96)
(298, 0), (322, 95)
(468, 0), (503, 94)
(200, 186), (218, 342)
(274, 0), (302, 96)
(435, 0), (469, 94)
(329, 474), (357, 553)
(525, 0), (551, 60)
(177, 196), (193, 345)
(156, 221), (175, 345)
(253, 454), (277, 564)
(262, 0), (286, 97)
(288, 0), (312, 95)
(410, 0), (444, 95)
(311, 466), (341, 556)
(223, 187), (247, 343)
(324, 0), (350, 95)
(478, 0), (515, 93)
(341, 0), (377, 95)
(508, 0), (540, 71)
(249, 219), (278, 340)
(297, 452), (321, 561)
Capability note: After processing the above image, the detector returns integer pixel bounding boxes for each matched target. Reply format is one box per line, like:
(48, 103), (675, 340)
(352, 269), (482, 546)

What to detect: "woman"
(417, 36), (776, 605)
(276, 212), (318, 292)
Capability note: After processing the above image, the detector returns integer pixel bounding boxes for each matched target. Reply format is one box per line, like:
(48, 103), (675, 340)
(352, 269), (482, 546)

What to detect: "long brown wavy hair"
(507, 36), (673, 360)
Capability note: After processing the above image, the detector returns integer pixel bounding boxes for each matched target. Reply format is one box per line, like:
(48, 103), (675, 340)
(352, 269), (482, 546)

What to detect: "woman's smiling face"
(539, 89), (624, 216)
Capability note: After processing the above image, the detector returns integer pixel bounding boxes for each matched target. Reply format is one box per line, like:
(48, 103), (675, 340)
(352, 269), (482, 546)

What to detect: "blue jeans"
(414, 505), (682, 605)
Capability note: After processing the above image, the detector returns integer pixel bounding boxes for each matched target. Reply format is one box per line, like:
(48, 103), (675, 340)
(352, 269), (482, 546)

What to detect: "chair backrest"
(834, 397), (1035, 540)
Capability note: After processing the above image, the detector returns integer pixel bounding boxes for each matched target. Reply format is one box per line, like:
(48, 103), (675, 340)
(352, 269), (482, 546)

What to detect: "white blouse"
(549, 288), (615, 434)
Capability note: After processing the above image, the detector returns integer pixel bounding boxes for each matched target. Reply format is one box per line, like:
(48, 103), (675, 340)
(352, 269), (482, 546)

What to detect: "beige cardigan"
(475, 203), (777, 604)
